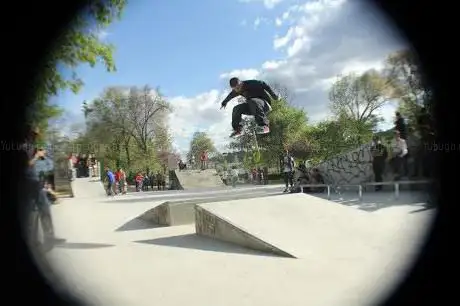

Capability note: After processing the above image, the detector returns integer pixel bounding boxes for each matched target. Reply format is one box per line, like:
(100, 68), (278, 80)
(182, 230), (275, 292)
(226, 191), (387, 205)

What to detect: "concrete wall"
(316, 143), (374, 185)
(315, 135), (422, 186)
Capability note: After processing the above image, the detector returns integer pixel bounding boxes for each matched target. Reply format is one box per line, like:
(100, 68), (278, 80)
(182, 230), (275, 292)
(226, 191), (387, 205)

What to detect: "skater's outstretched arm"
(220, 90), (239, 109)
(260, 81), (279, 101)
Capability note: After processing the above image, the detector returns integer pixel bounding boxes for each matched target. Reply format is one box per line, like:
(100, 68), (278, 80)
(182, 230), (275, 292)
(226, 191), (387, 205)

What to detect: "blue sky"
(57, 0), (404, 154)
(60, 0), (293, 108)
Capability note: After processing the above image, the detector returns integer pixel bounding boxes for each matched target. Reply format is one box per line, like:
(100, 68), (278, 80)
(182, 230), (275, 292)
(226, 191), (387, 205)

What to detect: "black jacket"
(371, 143), (388, 162)
(221, 80), (278, 107)
(395, 117), (407, 138)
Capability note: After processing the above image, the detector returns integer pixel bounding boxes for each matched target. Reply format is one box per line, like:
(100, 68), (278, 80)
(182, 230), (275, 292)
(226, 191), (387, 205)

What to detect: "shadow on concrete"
(357, 202), (426, 212)
(134, 234), (282, 257)
(106, 196), (181, 204)
(409, 205), (436, 214)
(314, 191), (430, 213)
(106, 190), (282, 205)
(115, 217), (167, 232)
(55, 242), (115, 249)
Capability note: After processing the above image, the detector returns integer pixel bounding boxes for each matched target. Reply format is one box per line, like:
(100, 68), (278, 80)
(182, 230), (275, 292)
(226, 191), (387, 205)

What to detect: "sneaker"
(255, 125), (270, 134)
(230, 129), (243, 138)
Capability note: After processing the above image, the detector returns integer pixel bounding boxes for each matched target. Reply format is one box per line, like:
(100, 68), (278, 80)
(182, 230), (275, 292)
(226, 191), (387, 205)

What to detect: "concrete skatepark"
(42, 169), (436, 306)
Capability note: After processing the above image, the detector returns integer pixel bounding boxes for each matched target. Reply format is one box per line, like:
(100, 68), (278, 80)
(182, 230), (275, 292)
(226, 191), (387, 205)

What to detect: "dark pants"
(29, 181), (55, 239)
(47, 173), (55, 190)
(401, 154), (409, 177)
(232, 98), (269, 131)
(107, 181), (113, 195)
(372, 160), (385, 190)
(46, 190), (57, 203)
(142, 180), (149, 191)
(284, 171), (293, 188)
(391, 156), (404, 180)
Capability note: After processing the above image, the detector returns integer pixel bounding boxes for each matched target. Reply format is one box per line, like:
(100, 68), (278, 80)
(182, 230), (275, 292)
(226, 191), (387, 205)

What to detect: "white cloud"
(166, 0), (406, 155)
(273, 0), (346, 54)
(239, 0), (285, 9)
(340, 59), (385, 75)
(254, 18), (262, 28)
(376, 101), (398, 131)
(261, 60), (286, 70)
(220, 69), (260, 80)
(253, 17), (270, 29)
(167, 90), (233, 154)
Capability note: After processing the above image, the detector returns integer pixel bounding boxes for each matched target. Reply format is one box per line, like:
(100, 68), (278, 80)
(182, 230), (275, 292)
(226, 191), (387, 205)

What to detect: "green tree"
(287, 125), (316, 160)
(125, 86), (172, 154)
(259, 98), (309, 165)
(187, 132), (216, 164)
(326, 70), (392, 151)
(306, 118), (371, 163)
(227, 84), (309, 168)
(384, 49), (432, 124)
(33, 0), (127, 130)
(79, 84), (172, 173)
(329, 70), (392, 124)
(227, 117), (257, 152)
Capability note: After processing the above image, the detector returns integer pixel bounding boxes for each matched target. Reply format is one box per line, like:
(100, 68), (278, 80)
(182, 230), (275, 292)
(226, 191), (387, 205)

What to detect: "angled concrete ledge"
(193, 193), (395, 259)
(195, 205), (295, 258)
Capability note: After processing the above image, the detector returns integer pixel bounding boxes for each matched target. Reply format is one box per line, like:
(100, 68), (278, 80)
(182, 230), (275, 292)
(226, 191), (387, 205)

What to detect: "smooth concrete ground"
(41, 182), (435, 306)
(117, 183), (287, 202)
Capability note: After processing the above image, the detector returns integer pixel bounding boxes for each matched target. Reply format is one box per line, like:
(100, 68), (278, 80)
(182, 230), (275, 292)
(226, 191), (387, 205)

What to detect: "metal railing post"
(358, 185), (363, 202)
(394, 182), (400, 199)
(327, 185), (331, 200)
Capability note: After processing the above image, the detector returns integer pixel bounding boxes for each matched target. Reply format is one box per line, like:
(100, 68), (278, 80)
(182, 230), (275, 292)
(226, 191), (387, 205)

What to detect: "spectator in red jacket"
(200, 150), (208, 170)
(135, 172), (144, 192)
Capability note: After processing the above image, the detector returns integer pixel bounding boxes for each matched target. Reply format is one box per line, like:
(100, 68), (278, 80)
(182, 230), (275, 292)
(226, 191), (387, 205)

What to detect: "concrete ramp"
(195, 193), (386, 258)
(174, 169), (225, 189)
(71, 178), (106, 198)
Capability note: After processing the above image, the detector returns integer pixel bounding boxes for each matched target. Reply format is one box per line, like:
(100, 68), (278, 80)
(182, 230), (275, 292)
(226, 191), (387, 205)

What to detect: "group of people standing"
(68, 153), (98, 179)
(105, 167), (167, 195)
(371, 109), (434, 190)
(280, 149), (325, 193)
(179, 151), (209, 171)
(134, 171), (166, 192)
(105, 167), (127, 196)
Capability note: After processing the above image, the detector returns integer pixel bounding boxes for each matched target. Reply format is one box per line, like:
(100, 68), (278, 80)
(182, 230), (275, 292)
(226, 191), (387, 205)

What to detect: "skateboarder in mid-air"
(220, 77), (279, 137)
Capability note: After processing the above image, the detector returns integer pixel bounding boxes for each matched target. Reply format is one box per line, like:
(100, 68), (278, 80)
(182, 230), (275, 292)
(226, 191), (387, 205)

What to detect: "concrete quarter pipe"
(71, 178), (106, 198)
(174, 169), (226, 190)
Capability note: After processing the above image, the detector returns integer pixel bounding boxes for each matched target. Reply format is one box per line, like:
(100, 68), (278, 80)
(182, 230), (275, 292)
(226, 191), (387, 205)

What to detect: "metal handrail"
(299, 180), (432, 201)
